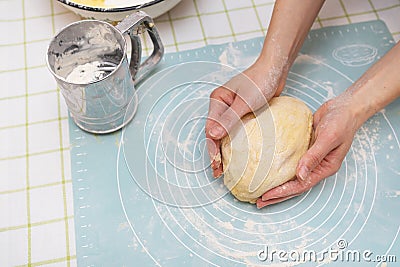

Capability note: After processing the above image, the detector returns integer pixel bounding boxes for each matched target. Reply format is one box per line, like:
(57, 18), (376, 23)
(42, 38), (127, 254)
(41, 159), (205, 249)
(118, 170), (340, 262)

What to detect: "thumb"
(296, 134), (338, 180)
(208, 97), (250, 139)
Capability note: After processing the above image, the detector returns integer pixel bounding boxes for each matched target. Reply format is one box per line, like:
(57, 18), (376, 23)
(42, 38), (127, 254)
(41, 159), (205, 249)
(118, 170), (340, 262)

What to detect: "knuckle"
(306, 152), (321, 168)
(205, 116), (217, 128)
(209, 90), (220, 99)
(325, 130), (339, 142)
(295, 182), (309, 195)
(210, 88), (234, 106)
(318, 125), (341, 144)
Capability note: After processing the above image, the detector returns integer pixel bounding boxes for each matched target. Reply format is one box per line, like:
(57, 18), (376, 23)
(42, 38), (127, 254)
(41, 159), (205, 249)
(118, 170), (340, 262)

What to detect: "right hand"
(205, 62), (287, 177)
(257, 95), (363, 207)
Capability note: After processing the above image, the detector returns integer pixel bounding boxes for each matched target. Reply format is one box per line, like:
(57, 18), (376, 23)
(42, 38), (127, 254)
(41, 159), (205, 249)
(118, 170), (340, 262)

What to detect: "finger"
(206, 87), (238, 177)
(206, 138), (220, 166)
(296, 133), (339, 180)
(256, 194), (299, 209)
(205, 135), (223, 178)
(261, 169), (326, 201)
(309, 128), (316, 148)
(206, 85), (237, 131)
(205, 131), (224, 178)
(261, 179), (302, 201)
(313, 101), (329, 126)
(208, 96), (250, 139)
(213, 164), (223, 178)
(206, 97), (230, 136)
(306, 141), (351, 181)
(205, 124), (220, 173)
(207, 84), (237, 117)
(206, 93), (232, 163)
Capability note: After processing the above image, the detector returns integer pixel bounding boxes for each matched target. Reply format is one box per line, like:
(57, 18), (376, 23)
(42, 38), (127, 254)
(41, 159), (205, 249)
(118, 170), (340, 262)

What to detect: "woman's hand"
(258, 41), (400, 208)
(206, 62), (287, 178)
(257, 95), (361, 208)
(205, 0), (325, 178)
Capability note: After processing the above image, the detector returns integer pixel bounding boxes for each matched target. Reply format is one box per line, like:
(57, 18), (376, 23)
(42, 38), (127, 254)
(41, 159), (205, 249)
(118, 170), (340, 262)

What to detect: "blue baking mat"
(70, 20), (400, 266)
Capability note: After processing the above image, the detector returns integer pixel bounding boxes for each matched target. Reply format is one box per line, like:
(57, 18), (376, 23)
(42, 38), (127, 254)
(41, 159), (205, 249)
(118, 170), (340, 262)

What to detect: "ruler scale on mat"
(70, 20), (400, 266)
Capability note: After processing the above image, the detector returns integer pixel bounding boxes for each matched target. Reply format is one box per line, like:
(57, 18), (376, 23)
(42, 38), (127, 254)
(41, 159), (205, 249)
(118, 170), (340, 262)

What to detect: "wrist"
(342, 87), (375, 130)
(343, 42), (400, 126)
(252, 55), (290, 97)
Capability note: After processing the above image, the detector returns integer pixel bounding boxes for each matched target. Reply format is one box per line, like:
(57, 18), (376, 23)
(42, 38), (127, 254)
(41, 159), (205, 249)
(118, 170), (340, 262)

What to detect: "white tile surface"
(0, 157), (26, 191)
(173, 17), (204, 44)
(28, 120), (60, 154)
(25, 17), (54, 43)
(31, 221), (67, 263)
(342, 0), (373, 14)
(0, 45), (25, 72)
(230, 8), (262, 34)
(27, 91), (59, 123)
(27, 67), (58, 94)
(195, 0), (224, 14)
(30, 184), (65, 223)
(319, 0), (345, 19)
(24, 0), (52, 18)
(0, 21), (24, 46)
(201, 13), (231, 38)
(28, 151), (62, 187)
(0, 126), (26, 159)
(0, 70), (26, 99)
(0, 191), (27, 229)
(0, 228), (28, 266)
(25, 41), (49, 67)
(0, 0), (23, 21)
(0, 97), (26, 128)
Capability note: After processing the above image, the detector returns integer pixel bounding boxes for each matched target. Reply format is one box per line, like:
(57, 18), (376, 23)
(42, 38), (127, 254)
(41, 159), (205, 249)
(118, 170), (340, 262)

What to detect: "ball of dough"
(221, 96), (313, 203)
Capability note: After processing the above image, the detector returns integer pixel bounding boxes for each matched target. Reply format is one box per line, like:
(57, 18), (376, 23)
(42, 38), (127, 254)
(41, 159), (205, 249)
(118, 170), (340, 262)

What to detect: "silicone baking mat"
(69, 20), (400, 266)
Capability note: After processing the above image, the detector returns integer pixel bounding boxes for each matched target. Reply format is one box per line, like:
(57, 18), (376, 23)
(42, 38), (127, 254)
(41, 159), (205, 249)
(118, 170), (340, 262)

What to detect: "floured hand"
(257, 95), (360, 208)
(206, 62), (287, 178)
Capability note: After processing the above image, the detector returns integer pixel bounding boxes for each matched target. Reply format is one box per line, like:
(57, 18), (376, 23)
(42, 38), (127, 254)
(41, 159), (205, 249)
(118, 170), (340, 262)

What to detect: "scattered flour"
(293, 54), (326, 66)
(321, 81), (335, 100)
(218, 43), (255, 69)
(117, 221), (129, 232)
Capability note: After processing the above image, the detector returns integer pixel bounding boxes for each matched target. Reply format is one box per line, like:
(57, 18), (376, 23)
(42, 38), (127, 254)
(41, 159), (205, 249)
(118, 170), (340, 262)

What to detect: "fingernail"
(209, 126), (223, 138)
(298, 166), (309, 180)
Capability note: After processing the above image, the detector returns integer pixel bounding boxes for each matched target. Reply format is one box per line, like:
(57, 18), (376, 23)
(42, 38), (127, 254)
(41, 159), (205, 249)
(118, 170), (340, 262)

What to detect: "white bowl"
(57, 0), (182, 21)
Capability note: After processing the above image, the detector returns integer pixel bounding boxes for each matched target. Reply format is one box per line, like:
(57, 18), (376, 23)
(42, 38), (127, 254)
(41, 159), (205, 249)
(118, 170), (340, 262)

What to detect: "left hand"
(206, 62), (286, 178)
(257, 95), (361, 208)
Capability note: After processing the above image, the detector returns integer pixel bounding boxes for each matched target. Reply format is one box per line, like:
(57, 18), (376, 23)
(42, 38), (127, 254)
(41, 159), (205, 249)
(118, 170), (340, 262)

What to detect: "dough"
(221, 96), (313, 203)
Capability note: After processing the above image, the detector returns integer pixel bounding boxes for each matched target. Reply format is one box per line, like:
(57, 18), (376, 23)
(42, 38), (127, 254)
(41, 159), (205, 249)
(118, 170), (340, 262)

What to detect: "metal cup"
(46, 11), (164, 134)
